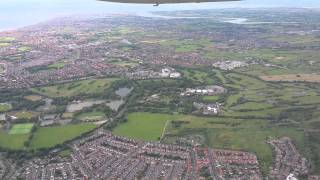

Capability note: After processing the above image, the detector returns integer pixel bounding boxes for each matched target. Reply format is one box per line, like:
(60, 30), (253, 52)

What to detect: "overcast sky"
(0, 0), (319, 31)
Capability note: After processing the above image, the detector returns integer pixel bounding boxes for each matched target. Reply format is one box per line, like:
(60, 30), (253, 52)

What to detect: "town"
(15, 130), (262, 180)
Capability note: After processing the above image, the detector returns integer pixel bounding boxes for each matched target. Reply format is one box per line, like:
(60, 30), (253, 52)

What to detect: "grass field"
(202, 96), (220, 102)
(47, 62), (66, 69)
(0, 43), (10, 47)
(260, 74), (320, 83)
(12, 111), (38, 120)
(160, 39), (211, 53)
(230, 102), (273, 111)
(76, 111), (105, 121)
(9, 123), (34, 135)
(0, 131), (29, 150)
(0, 37), (15, 42)
(32, 78), (119, 97)
(24, 95), (43, 101)
(30, 123), (96, 149)
(18, 46), (31, 52)
(113, 112), (172, 141)
(0, 103), (12, 112)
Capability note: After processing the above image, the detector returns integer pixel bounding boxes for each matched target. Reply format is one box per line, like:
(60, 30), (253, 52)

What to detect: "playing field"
(30, 123), (96, 149)
(0, 131), (29, 150)
(9, 123), (34, 135)
(112, 112), (172, 141)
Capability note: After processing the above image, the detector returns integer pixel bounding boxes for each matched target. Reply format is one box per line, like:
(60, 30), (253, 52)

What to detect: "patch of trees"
(171, 121), (190, 128)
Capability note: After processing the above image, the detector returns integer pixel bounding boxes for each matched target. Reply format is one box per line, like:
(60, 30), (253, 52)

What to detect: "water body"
(0, 0), (319, 31)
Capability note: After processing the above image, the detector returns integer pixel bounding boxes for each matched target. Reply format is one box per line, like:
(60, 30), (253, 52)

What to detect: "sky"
(0, 0), (319, 31)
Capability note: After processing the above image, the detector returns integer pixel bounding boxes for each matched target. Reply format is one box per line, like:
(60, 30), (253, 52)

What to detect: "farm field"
(30, 123), (97, 149)
(112, 112), (172, 141)
(9, 123), (34, 135)
(32, 78), (119, 97)
(260, 74), (320, 83)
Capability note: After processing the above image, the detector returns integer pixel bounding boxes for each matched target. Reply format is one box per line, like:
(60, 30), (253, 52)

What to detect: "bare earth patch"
(260, 74), (320, 83)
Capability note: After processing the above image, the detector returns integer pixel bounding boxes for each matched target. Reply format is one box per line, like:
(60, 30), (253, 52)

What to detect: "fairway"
(30, 123), (96, 149)
(113, 112), (172, 141)
(9, 123), (34, 135)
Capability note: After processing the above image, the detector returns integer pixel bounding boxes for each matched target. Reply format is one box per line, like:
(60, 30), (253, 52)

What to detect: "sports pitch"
(9, 123), (34, 135)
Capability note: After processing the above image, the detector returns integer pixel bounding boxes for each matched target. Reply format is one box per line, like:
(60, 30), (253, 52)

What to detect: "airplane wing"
(99, 0), (240, 4)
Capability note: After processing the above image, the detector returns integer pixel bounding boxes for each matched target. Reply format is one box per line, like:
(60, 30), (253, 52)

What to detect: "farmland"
(260, 74), (320, 83)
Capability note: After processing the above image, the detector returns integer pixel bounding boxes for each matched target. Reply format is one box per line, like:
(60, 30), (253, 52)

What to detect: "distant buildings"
(181, 85), (226, 96)
(126, 67), (181, 80)
(193, 102), (221, 115)
(213, 61), (248, 70)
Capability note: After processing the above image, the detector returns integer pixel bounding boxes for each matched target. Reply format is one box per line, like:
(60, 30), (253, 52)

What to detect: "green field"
(160, 39), (211, 53)
(0, 131), (29, 150)
(202, 96), (220, 102)
(0, 43), (10, 47)
(32, 78), (119, 97)
(76, 111), (105, 121)
(0, 103), (12, 112)
(12, 111), (38, 120)
(230, 102), (273, 111)
(18, 46), (31, 52)
(30, 123), (96, 149)
(47, 62), (66, 69)
(9, 123), (34, 135)
(113, 112), (172, 141)
(24, 95), (43, 101)
(0, 37), (15, 42)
